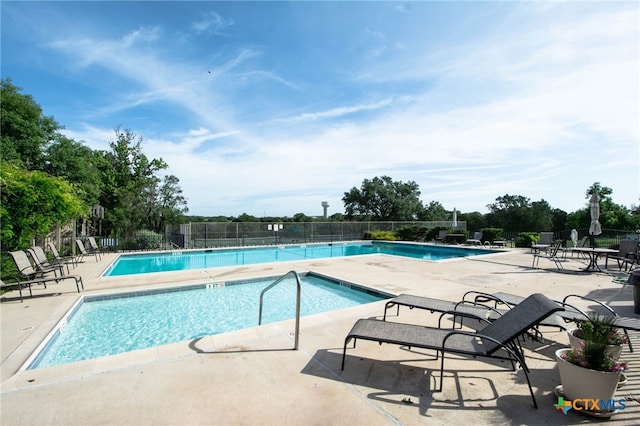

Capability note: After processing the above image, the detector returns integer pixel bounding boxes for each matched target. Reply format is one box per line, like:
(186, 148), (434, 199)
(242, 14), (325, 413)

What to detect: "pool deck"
(2, 246), (640, 425)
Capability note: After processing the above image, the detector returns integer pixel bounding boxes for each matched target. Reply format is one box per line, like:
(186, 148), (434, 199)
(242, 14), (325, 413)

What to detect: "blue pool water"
(105, 241), (496, 276)
(27, 273), (389, 369)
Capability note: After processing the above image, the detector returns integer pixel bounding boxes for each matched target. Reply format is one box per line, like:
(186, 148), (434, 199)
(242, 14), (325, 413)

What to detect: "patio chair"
(341, 293), (564, 408)
(76, 239), (100, 262)
(434, 230), (447, 244)
(605, 240), (639, 271)
(538, 232), (554, 246)
(30, 245), (70, 275)
(465, 231), (482, 245)
(531, 240), (563, 269)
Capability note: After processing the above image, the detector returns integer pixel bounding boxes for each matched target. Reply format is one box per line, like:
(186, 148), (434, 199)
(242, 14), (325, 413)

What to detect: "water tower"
(321, 201), (330, 219)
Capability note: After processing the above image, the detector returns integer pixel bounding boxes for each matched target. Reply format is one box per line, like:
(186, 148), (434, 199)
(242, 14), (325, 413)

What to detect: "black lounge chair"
(383, 292), (510, 326)
(342, 293), (563, 408)
(486, 291), (639, 352)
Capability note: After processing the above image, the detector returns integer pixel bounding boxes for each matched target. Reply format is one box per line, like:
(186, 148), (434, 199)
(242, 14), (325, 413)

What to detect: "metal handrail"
(258, 270), (301, 350)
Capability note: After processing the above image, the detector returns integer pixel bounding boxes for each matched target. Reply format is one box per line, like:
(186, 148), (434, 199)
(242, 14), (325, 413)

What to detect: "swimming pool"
(25, 272), (390, 369)
(105, 241), (496, 276)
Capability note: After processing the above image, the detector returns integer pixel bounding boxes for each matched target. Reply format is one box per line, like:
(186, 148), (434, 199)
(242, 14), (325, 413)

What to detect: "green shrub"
(136, 229), (163, 249)
(369, 230), (398, 241)
(515, 232), (538, 248)
(396, 225), (428, 241)
(480, 228), (504, 243)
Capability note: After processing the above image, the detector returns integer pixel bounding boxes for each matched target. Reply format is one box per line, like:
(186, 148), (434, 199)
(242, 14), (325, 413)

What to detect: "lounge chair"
(0, 273), (84, 302)
(30, 245), (70, 275)
(76, 239), (99, 262)
(9, 250), (60, 280)
(531, 240), (564, 269)
(0, 277), (47, 302)
(384, 291), (559, 339)
(481, 291), (638, 352)
(342, 293), (563, 408)
(47, 242), (78, 269)
(87, 237), (105, 260)
(383, 292), (510, 326)
(27, 247), (66, 277)
(605, 240), (639, 271)
(465, 231), (482, 245)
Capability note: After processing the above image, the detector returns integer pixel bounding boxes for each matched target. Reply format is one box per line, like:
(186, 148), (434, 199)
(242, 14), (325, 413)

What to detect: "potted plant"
(567, 314), (626, 360)
(556, 340), (628, 403)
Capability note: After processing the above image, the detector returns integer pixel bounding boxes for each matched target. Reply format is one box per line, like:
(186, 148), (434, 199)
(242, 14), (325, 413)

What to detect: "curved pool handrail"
(258, 270), (301, 350)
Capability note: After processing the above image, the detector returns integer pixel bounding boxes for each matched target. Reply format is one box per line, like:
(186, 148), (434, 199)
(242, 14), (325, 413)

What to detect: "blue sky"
(2, 1), (638, 218)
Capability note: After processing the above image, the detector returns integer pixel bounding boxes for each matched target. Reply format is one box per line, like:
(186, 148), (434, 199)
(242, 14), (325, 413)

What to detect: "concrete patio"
(2, 245), (640, 425)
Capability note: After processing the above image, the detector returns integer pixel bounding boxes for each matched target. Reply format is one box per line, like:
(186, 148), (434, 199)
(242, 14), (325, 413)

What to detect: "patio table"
(568, 247), (618, 272)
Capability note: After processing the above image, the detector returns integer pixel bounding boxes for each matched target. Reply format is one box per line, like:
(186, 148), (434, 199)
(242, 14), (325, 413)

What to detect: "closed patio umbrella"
(589, 193), (602, 247)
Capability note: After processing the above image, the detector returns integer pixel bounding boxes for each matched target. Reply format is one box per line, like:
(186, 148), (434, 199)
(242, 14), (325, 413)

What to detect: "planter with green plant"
(567, 314), (626, 360)
(556, 314), (628, 408)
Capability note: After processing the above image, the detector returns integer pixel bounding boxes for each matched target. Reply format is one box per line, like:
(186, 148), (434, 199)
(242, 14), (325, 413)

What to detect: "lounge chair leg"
(625, 329), (633, 353)
(437, 351), (445, 392)
(341, 337), (357, 370)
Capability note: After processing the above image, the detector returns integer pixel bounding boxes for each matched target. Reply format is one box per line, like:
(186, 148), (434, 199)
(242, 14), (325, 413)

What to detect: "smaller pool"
(25, 272), (391, 369)
(104, 241), (497, 276)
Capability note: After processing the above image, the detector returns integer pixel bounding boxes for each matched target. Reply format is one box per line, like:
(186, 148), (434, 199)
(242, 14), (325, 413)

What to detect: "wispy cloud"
(273, 98), (394, 124)
(192, 11), (234, 35)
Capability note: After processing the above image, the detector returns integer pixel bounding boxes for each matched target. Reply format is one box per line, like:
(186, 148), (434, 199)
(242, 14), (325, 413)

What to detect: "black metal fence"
(36, 223), (639, 255)
(166, 221), (466, 249)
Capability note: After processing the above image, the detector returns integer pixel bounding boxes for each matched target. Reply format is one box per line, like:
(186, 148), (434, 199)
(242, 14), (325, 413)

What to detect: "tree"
(342, 176), (424, 221)
(567, 182), (635, 231)
(1, 78), (61, 171)
(96, 128), (177, 237)
(486, 195), (533, 231)
(1, 162), (85, 250)
(485, 194), (556, 232)
(44, 136), (102, 206)
(144, 175), (189, 233)
(293, 213), (313, 222)
(420, 201), (448, 221)
(235, 213), (259, 222)
(462, 211), (487, 233)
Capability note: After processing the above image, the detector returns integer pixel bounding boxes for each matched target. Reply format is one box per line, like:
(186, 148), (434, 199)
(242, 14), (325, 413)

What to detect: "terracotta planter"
(555, 348), (621, 402)
(567, 328), (623, 360)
